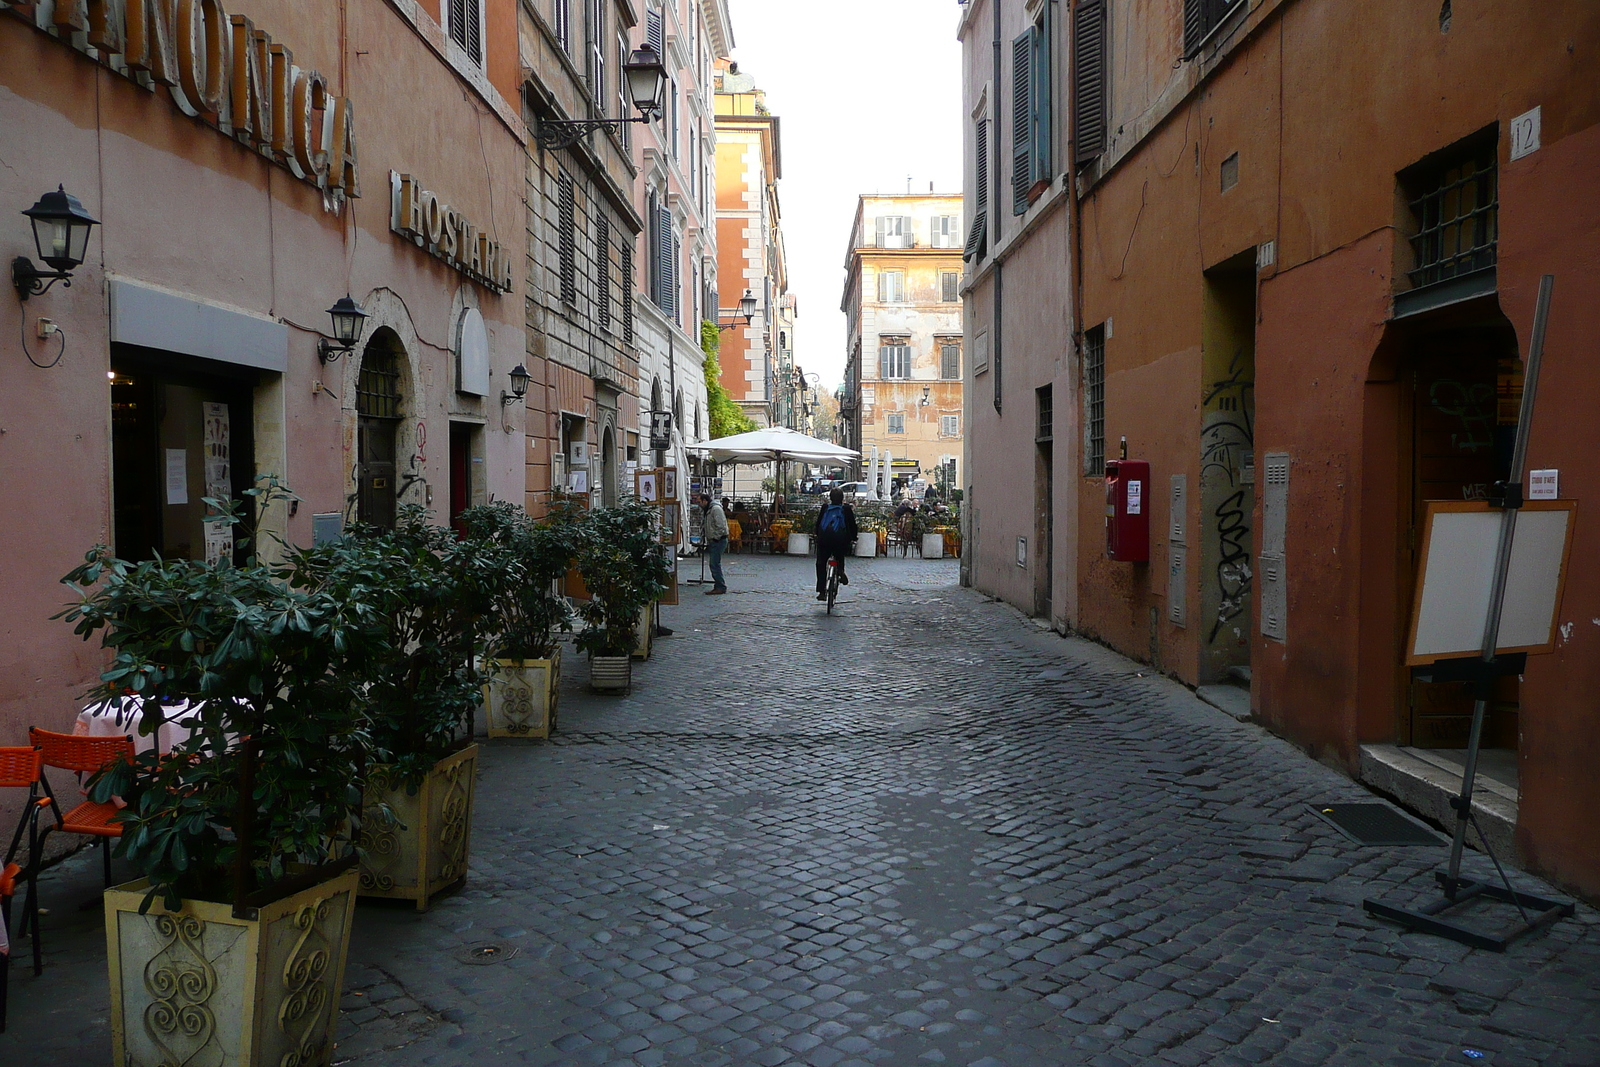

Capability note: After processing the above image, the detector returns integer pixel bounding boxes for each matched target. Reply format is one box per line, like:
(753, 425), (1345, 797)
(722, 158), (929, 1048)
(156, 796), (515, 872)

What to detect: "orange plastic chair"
(1, 747), (47, 980)
(29, 729), (135, 894)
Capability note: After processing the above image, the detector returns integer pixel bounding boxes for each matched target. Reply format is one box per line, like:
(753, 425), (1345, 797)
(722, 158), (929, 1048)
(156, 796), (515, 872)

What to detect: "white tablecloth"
(74, 697), (200, 755)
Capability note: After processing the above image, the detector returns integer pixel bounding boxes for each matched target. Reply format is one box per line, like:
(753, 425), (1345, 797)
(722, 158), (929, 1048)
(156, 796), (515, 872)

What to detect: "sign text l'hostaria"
(9, 0), (360, 201)
(390, 173), (514, 294)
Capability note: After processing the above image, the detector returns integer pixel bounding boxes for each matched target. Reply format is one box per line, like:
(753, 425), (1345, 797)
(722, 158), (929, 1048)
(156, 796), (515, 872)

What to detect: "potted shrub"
(60, 481), (365, 1067)
(465, 503), (575, 740)
(855, 505), (887, 558)
(297, 507), (490, 911)
(574, 500), (673, 692)
(787, 508), (818, 556)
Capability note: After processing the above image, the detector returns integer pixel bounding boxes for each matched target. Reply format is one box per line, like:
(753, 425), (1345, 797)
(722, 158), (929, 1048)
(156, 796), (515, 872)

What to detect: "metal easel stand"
(684, 537), (711, 586)
(1363, 274), (1574, 952)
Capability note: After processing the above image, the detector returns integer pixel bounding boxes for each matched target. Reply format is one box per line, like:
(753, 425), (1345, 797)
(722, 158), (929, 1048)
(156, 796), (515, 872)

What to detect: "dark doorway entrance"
(357, 335), (404, 529)
(1402, 321), (1523, 749)
(448, 422), (484, 536)
(110, 347), (256, 563)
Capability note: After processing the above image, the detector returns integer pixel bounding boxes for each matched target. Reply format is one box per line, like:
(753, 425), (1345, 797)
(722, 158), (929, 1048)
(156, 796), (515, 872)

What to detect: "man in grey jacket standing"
(699, 493), (729, 595)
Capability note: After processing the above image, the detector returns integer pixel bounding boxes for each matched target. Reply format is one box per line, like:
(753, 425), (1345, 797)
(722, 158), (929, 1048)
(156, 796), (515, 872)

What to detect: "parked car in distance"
(835, 481), (871, 501)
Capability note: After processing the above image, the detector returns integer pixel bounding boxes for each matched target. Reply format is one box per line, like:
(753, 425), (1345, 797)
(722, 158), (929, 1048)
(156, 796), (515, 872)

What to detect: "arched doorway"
(357, 329), (406, 528)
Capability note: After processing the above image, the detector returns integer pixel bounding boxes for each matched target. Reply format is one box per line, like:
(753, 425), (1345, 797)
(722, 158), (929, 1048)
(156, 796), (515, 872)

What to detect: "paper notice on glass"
(165, 449), (189, 505)
(203, 522), (234, 565)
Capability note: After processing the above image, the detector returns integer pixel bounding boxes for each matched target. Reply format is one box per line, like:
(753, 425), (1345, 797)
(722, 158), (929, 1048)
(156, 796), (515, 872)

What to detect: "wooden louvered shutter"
(669, 231), (680, 323)
(875, 216), (887, 248)
(1011, 30), (1033, 215)
(975, 119), (990, 209)
(1183, 0), (1205, 56)
(646, 7), (663, 53)
(658, 207), (674, 315)
(467, 0), (481, 64)
(450, 0), (467, 49)
(558, 174), (578, 307)
(621, 242), (635, 342)
(596, 216), (611, 331)
(1074, 0), (1107, 164)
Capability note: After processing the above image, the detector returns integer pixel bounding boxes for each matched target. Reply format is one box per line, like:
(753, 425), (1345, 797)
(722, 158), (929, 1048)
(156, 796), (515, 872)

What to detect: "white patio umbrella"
(867, 447), (880, 501)
(688, 427), (859, 507)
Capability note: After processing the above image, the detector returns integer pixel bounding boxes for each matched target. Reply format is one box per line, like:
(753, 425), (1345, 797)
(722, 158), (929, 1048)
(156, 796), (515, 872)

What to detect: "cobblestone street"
(5, 555), (1598, 1067)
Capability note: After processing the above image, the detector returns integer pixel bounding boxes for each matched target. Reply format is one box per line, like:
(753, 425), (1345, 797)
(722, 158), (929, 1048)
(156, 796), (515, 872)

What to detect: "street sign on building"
(650, 409), (672, 451)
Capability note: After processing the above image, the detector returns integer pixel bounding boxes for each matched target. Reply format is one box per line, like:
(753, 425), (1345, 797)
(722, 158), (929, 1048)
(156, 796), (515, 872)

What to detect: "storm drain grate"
(458, 941), (519, 965)
(1311, 803), (1443, 846)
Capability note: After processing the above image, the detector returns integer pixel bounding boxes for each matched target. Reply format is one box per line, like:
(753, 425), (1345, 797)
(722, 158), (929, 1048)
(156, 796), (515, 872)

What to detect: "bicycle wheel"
(826, 563), (837, 613)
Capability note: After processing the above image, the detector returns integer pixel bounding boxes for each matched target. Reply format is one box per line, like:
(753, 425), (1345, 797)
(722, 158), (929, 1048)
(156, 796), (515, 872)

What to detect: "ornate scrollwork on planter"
(277, 897), (334, 1067)
(437, 759), (471, 882)
(143, 913), (220, 1067)
(498, 680), (536, 735)
(357, 813), (402, 892)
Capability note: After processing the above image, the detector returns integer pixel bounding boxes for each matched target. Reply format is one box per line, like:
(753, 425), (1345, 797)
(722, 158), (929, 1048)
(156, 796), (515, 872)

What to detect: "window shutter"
(450, 0), (467, 49)
(646, 8), (663, 53)
(468, 0), (481, 63)
(875, 216), (886, 248)
(877, 346), (888, 379)
(876, 271), (887, 304)
(1012, 30), (1034, 215)
(621, 243), (634, 342)
(1075, 0), (1108, 164)
(1183, 0), (1205, 56)
(558, 173), (577, 307)
(975, 119), (990, 209)
(670, 231), (681, 323)
(596, 216), (611, 331)
(658, 206), (674, 315)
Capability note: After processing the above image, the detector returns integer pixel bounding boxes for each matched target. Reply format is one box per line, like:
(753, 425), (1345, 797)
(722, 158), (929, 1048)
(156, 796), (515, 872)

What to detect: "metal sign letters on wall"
(390, 172), (514, 294)
(9, 0), (362, 202)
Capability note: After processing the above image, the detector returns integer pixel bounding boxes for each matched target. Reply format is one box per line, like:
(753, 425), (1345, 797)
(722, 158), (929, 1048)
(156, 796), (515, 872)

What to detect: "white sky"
(725, 0), (964, 390)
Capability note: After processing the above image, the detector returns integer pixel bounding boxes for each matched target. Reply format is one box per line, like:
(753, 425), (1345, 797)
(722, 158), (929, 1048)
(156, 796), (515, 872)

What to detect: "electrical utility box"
(1105, 459), (1150, 562)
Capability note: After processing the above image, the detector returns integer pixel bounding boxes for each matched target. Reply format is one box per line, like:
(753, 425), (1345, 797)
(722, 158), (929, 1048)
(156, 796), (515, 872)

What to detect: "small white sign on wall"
(1127, 480), (1142, 515)
(1510, 106), (1541, 161)
(1529, 469), (1559, 500)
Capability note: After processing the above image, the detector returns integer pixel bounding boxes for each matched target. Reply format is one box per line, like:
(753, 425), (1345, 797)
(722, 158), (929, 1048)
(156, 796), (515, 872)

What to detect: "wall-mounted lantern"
(716, 290), (758, 331)
(317, 295), (369, 363)
(919, 385), (931, 407)
(536, 44), (667, 150)
(502, 363), (531, 406)
(13, 185), (99, 301)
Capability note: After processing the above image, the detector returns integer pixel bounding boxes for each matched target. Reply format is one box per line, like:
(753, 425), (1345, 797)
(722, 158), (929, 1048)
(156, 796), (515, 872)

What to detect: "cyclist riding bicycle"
(815, 487), (859, 600)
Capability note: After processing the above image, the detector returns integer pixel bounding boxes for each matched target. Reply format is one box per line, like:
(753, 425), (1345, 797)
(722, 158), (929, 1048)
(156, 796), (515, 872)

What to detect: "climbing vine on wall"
(701, 321), (758, 439)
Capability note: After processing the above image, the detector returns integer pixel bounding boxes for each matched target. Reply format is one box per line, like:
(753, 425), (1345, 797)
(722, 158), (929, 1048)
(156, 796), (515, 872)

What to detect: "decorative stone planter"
(590, 654), (632, 693)
(358, 744), (478, 911)
(854, 532), (878, 558)
(483, 650), (561, 740)
(921, 533), (945, 559)
(787, 532), (810, 556)
(105, 866), (358, 1067)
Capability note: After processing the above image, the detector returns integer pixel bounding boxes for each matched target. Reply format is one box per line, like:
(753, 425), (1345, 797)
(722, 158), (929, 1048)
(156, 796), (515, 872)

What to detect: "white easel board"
(1406, 500), (1576, 665)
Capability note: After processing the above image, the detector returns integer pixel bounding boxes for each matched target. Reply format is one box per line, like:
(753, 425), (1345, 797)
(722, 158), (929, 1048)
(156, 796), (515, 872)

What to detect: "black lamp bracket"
(13, 256), (73, 301)
(536, 115), (653, 151)
(317, 338), (355, 365)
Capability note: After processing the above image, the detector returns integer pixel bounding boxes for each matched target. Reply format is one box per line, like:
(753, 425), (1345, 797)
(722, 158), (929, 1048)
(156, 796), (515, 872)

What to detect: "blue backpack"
(818, 505), (846, 538)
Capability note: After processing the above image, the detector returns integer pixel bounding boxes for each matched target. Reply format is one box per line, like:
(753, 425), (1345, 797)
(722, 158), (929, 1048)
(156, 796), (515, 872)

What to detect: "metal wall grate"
(1408, 149), (1497, 289)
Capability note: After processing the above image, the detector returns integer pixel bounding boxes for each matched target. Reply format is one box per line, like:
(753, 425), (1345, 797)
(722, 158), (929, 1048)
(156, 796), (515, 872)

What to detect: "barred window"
(1083, 325), (1105, 475)
(357, 347), (403, 420)
(940, 343), (961, 380)
(557, 172), (577, 307)
(1406, 141), (1497, 290)
(1036, 384), (1053, 442)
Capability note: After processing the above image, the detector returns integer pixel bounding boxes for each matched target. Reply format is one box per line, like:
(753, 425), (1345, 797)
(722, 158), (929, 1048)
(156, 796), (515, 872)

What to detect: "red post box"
(1105, 459), (1150, 562)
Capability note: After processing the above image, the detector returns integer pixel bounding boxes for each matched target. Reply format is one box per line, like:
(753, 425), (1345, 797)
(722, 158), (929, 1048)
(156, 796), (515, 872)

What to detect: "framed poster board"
(658, 502), (679, 544)
(1405, 499), (1576, 665)
(635, 468), (659, 503)
(661, 467), (679, 503)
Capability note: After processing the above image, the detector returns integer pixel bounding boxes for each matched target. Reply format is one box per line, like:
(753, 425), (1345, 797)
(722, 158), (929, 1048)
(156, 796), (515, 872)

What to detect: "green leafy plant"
(571, 500), (672, 657)
(60, 480), (369, 911)
(458, 502), (577, 662)
(702, 320), (758, 438)
(291, 506), (493, 791)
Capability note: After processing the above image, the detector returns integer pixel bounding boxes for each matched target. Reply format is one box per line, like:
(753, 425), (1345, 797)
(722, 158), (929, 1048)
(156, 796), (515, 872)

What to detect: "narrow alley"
(9, 557), (1597, 1067)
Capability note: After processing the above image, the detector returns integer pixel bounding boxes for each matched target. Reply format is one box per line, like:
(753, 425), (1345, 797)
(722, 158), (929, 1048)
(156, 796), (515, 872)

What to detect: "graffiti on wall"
(1201, 350), (1255, 644)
